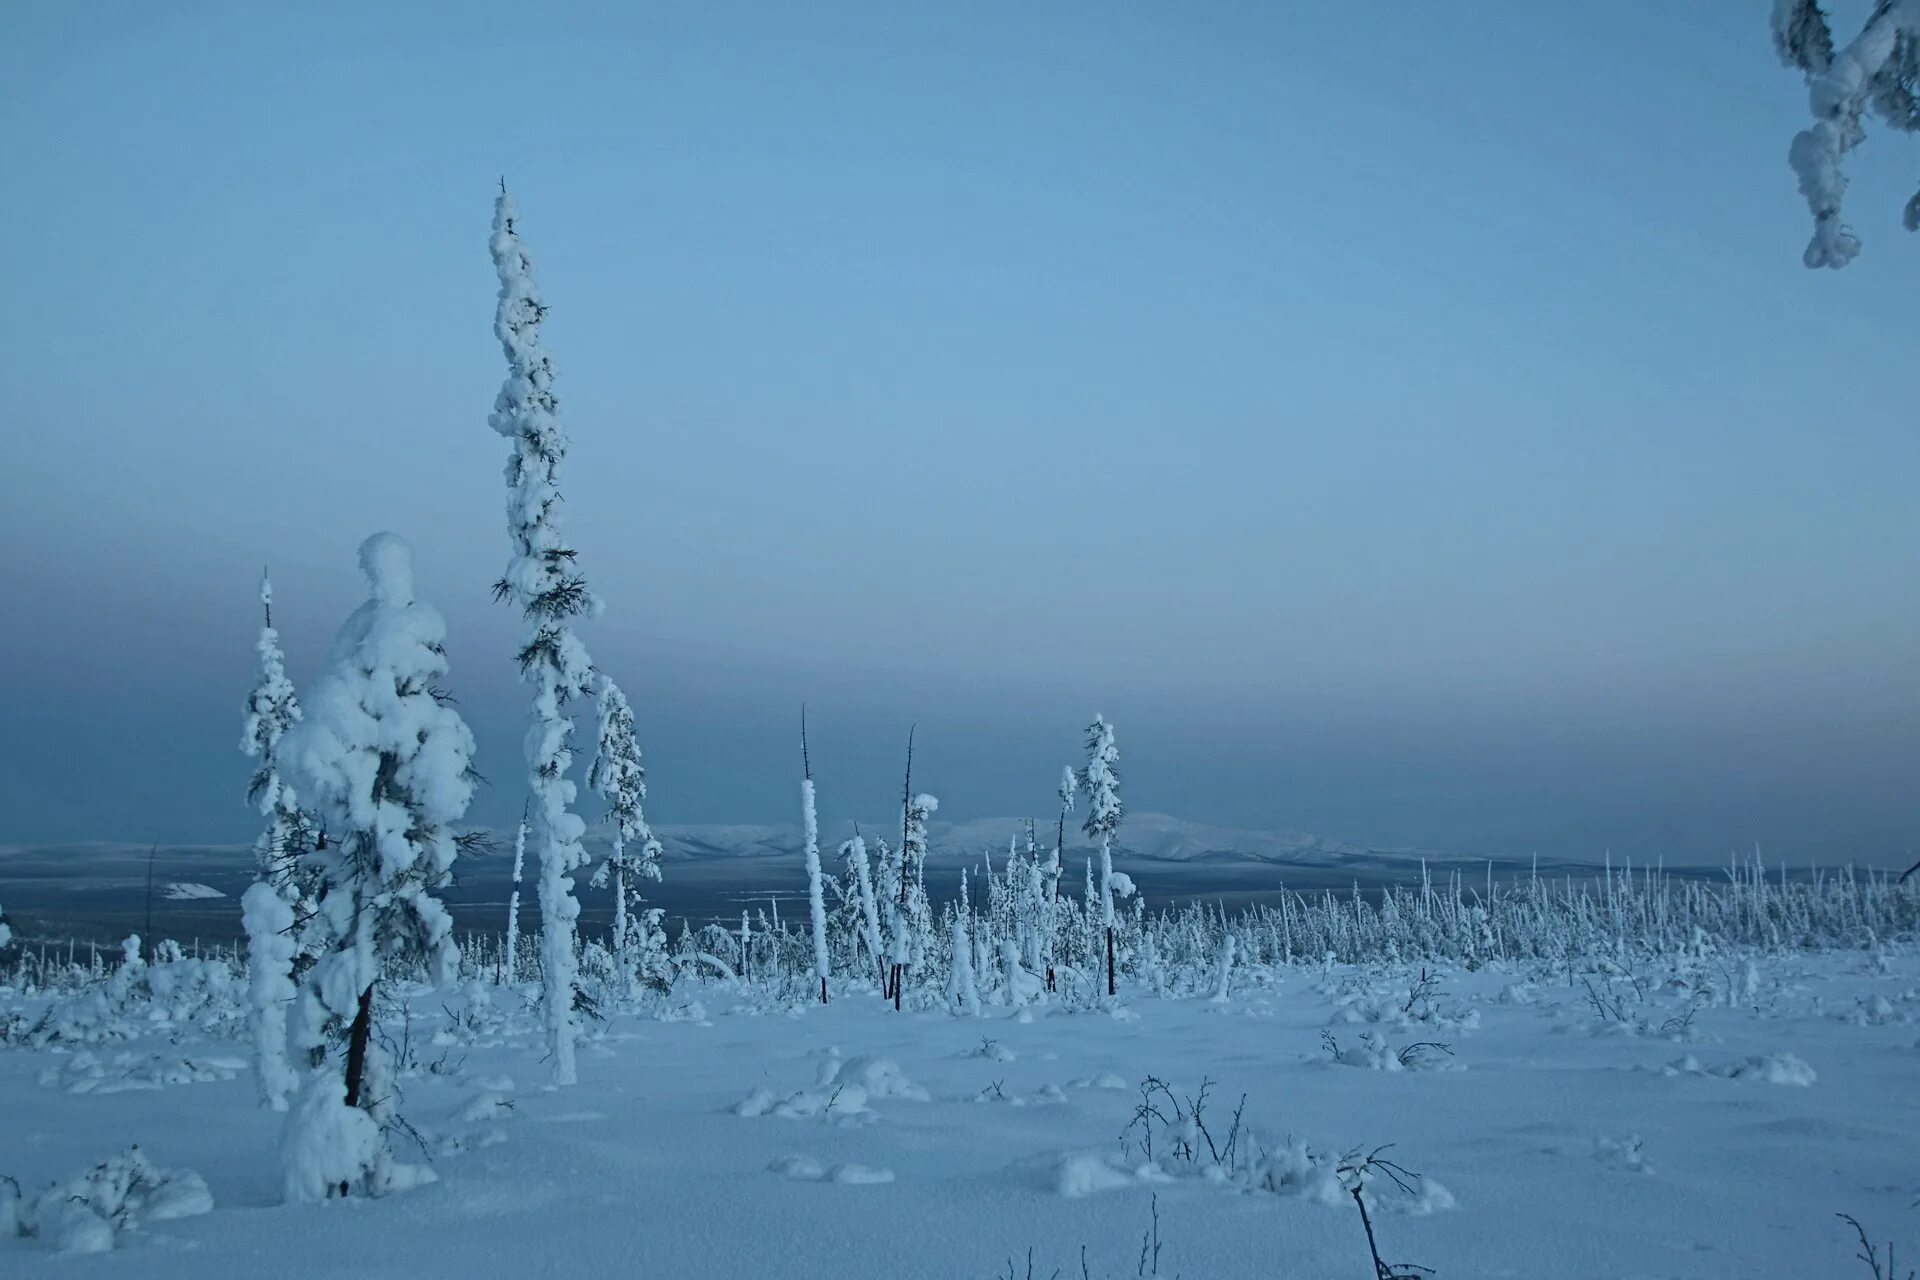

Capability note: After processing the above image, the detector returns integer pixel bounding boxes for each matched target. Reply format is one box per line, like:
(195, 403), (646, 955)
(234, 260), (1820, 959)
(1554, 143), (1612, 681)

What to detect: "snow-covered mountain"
(650, 812), (1444, 867)
(0, 815), (1454, 880)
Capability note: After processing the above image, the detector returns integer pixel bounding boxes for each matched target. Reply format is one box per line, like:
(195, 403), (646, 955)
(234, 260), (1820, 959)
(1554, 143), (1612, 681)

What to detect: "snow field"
(3, 943), (1917, 1276)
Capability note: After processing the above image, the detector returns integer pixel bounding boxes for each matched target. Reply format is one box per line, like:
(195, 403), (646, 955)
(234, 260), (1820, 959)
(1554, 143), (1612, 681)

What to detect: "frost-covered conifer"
(739, 910), (753, 985)
(948, 872), (980, 1016)
(238, 572), (314, 1111)
(800, 711), (830, 1002)
(240, 884), (296, 1110)
(1771, 0), (1920, 266)
(1077, 715), (1128, 996)
(504, 813), (526, 981)
(588, 678), (662, 994)
(278, 534), (476, 1201)
(899, 792), (937, 979)
(0, 898), (12, 953)
(842, 832), (885, 986)
(1043, 768), (1074, 991)
(1210, 931), (1236, 1002)
(488, 187), (604, 1085)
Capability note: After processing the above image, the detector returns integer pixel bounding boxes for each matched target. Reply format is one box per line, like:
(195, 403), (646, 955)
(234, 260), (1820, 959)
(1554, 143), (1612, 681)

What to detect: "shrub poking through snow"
(2, 1147), (211, 1254)
(1834, 1212), (1915, 1280)
(1064, 1074), (1454, 1245)
(277, 533), (476, 1200)
(1337, 1146), (1443, 1280)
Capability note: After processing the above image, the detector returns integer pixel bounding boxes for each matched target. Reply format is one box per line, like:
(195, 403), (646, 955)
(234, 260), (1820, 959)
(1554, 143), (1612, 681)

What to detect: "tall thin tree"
(801, 706), (830, 1003)
(1077, 715), (1124, 997)
(487, 185), (603, 1085)
(239, 571), (314, 1110)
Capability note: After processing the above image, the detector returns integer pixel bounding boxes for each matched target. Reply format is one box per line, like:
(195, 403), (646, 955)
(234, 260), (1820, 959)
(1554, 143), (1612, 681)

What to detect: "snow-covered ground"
(3, 944), (1916, 1278)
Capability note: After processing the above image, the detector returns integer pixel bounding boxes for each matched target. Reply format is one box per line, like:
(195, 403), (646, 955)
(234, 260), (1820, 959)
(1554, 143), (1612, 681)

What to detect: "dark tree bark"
(342, 983), (376, 1108)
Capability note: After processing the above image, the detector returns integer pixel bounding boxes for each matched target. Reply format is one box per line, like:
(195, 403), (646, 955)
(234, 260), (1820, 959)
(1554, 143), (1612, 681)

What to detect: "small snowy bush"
(3, 1147), (210, 1254)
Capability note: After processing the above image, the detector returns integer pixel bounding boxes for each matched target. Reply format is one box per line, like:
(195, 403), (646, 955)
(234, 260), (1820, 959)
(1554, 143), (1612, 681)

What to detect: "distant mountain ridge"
(0, 812), (1454, 875)
(626, 811), (1451, 868)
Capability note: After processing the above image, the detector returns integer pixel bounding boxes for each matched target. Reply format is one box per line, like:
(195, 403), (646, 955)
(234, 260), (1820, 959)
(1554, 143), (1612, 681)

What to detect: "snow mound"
(768, 1155), (894, 1185)
(963, 1038), (1017, 1062)
(162, 882), (226, 901)
(817, 1055), (928, 1102)
(1719, 1053), (1817, 1086)
(1594, 1135), (1653, 1175)
(2, 1147), (211, 1254)
(1663, 1052), (1817, 1086)
(39, 1049), (247, 1094)
(283, 1077), (385, 1203)
(1054, 1152), (1161, 1197)
(734, 1083), (873, 1122)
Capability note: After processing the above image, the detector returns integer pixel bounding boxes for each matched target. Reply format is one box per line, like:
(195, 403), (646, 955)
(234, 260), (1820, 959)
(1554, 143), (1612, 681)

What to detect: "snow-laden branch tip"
(1773, 0), (1920, 267)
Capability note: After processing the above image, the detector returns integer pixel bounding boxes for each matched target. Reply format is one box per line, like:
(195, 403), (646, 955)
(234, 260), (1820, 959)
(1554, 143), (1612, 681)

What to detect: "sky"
(1, 1), (1916, 865)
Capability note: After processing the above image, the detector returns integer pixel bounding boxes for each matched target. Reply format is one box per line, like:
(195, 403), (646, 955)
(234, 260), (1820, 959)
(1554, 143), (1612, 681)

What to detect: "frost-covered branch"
(1773, 0), (1920, 267)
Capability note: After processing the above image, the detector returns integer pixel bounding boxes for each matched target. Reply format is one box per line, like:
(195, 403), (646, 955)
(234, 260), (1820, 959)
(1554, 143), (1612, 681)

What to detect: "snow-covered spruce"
(238, 571), (321, 1111)
(1040, 765), (1074, 992)
(1771, 0), (1920, 267)
(842, 832), (885, 987)
(276, 533), (476, 1201)
(890, 791), (937, 1005)
(948, 872), (980, 1015)
(240, 882), (296, 1109)
(504, 813), (526, 981)
(1077, 714), (1132, 996)
(588, 677), (662, 996)
(0, 896), (11, 953)
(488, 187), (604, 1085)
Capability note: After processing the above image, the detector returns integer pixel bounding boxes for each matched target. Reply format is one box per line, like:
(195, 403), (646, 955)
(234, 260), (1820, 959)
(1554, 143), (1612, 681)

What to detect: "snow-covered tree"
(895, 790), (937, 1004)
(948, 871), (980, 1016)
(487, 186), (604, 1085)
(588, 677), (662, 995)
(842, 832), (886, 987)
(238, 571), (314, 1111)
(1044, 766), (1075, 992)
(1077, 714), (1128, 997)
(1771, 0), (1920, 267)
(277, 533), (476, 1201)
(504, 812), (526, 981)
(0, 897), (12, 953)
(240, 883), (296, 1111)
(800, 710), (830, 1003)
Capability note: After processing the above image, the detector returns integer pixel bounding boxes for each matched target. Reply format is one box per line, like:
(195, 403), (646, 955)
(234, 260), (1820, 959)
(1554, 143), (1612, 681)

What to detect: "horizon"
(4, 2), (1918, 865)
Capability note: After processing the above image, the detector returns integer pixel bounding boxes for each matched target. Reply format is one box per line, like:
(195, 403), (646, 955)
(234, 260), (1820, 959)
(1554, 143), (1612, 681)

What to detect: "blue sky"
(1, 2), (1915, 863)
